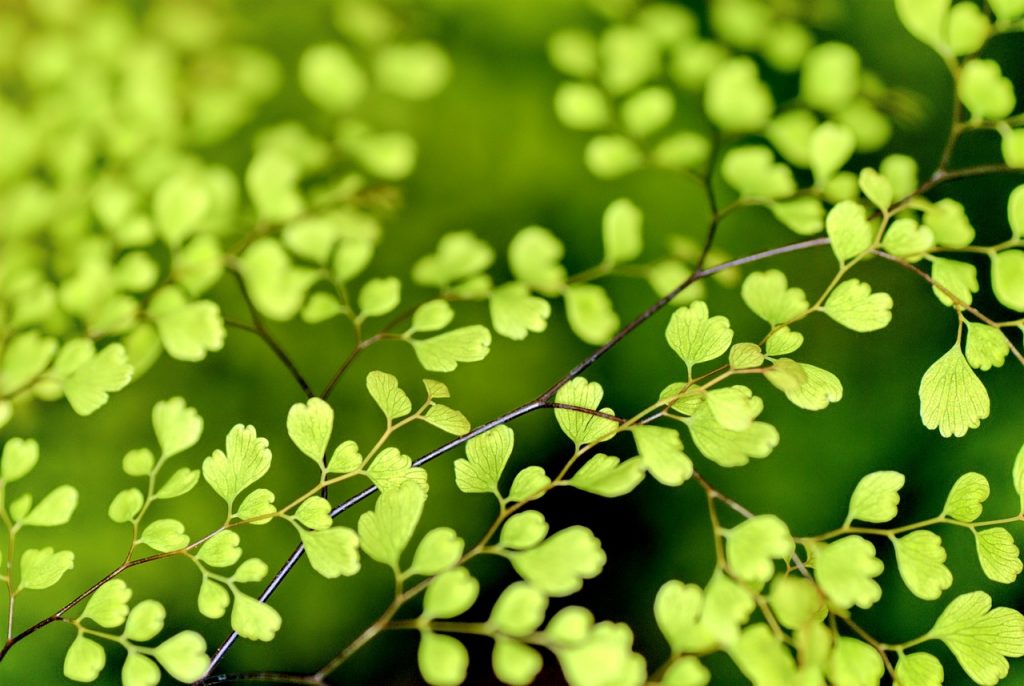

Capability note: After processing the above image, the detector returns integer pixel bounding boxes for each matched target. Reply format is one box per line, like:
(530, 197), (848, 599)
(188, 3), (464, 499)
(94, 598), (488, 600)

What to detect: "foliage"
(0, 0), (1023, 684)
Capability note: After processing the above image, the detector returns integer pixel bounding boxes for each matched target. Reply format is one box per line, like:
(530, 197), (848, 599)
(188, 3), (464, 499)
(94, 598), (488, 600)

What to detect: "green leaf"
(489, 282), (551, 341)
(233, 558), (269, 583)
(154, 631), (210, 682)
(81, 579), (132, 628)
(895, 0), (951, 48)
(374, 41), (451, 100)
(924, 198), (976, 248)
(553, 620), (646, 686)
(287, 397), (333, 463)
(632, 425), (692, 486)
(139, 519), (189, 552)
(662, 657), (711, 686)
(765, 327), (804, 356)
(64, 635), (105, 682)
(298, 42), (366, 112)
(731, 623), (798, 684)
(300, 527), (361, 579)
(929, 592), (1024, 685)
(423, 567), (479, 619)
(122, 448), (155, 477)
(0, 331), (56, 396)
(238, 238), (319, 320)
(202, 424), (273, 508)
(236, 489), (276, 524)
(365, 448), (428, 492)
(410, 300), (455, 334)
(992, 250), (1024, 311)
(1014, 442), (1024, 514)
(725, 515), (794, 584)
(196, 531), (243, 568)
(704, 57), (774, 133)
(665, 301), (733, 371)
(655, 581), (714, 653)
(768, 575), (824, 630)
(765, 361), (843, 411)
(508, 466), (551, 502)
(859, 168), (894, 210)
(721, 145), (796, 199)
(1, 438), (38, 482)
(422, 404), (470, 435)
(489, 582), (548, 637)
(569, 454), (646, 497)
(493, 638), (543, 686)
(846, 471), (905, 524)
(895, 652), (944, 686)
(883, 218), (934, 258)
(989, 0), (1024, 20)
(688, 402), (779, 467)
(231, 593), (282, 642)
(198, 579), (230, 620)
(63, 343), (133, 416)
(585, 134), (644, 179)
(770, 197), (826, 236)
(651, 131), (712, 172)
(510, 526), (606, 596)
(508, 226), (567, 295)
(358, 277), (402, 318)
(814, 536), (884, 609)
(621, 86), (675, 137)
(454, 425), (513, 495)
(564, 283), (620, 345)
(827, 637), (884, 686)
(800, 41), (861, 112)
(409, 528), (464, 576)
(327, 441), (362, 474)
(412, 231), (494, 287)
(124, 600), (166, 642)
(22, 485), (78, 527)
(965, 323), (1010, 371)
(555, 378), (618, 446)
(155, 467), (200, 500)
(948, 2), (990, 55)
(1010, 185), (1024, 236)
(729, 343), (764, 370)
(418, 631), (468, 686)
(894, 531), (953, 600)
(919, 345), (990, 437)
(19, 547), (75, 591)
(411, 326), (492, 372)
(152, 397), (203, 459)
(122, 652), (160, 686)
(741, 270), (809, 325)
(108, 489), (144, 523)
(809, 122), (856, 186)
(944, 472), (990, 522)
(823, 280), (894, 332)
(147, 287), (225, 362)
(358, 481), (425, 568)
(295, 496), (332, 531)
(930, 257), (979, 307)
(553, 81), (610, 130)
(500, 511), (549, 550)
(826, 201), (873, 262)
(975, 528), (1022, 583)
(958, 59), (1016, 120)
(366, 371), (411, 421)
(602, 198), (644, 264)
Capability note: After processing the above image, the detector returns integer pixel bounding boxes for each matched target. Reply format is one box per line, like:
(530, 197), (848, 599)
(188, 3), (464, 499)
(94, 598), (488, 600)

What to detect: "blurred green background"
(1, 0), (1023, 683)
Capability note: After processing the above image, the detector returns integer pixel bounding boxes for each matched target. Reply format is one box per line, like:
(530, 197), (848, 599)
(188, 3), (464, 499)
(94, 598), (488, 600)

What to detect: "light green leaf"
(662, 657), (711, 686)
(202, 424), (273, 508)
(705, 386), (762, 432)
(846, 471), (905, 524)
(894, 531), (953, 600)
(814, 536), (884, 609)
(108, 489), (144, 523)
(1, 438), (38, 482)
(992, 250), (1024, 311)
(924, 198), (976, 249)
(948, 2), (990, 55)
(508, 226), (567, 296)
(569, 454), (645, 497)
(800, 41), (861, 112)
(510, 526), (606, 596)
(725, 515), (794, 584)
(422, 404), (470, 435)
(287, 397), (334, 463)
(632, 425), (692, 486)
(489, 582), (548, 637)
(688, 402), (779, 467)
(64, 635), (105, 682)
(489, 282), (551, 341)
(19, 547), (75, 591)
(300, 527), (361, 579)
(564, 283), (620, 345)
(602, 198), (644, 264)
(423, 567), (479, 619)
(826, 201), (873, 262)
(327, 441), (362, 474)
(412, 231), (494, 288)
(809, 122), (856, 186)
(554, 81), (610, 130)
(555, 378), (618, 446)
(410, 300), (455, 334)
(883, 218), (935, 259)
(196, 531), (243, 568)
(859, 168), (894, 210)
(731, 623), (798, 684)
(975, 528), (1022, 583)
(768, 575), (824, 630)
(81, 579), (132, 628)
(366, 371), (411, 420)
(152, 397), (203, 459)
(122, 448), (155, 477)
(500, 511), (549, 550)
(1014, 442), (1024, 514)
(929, 591), (1024, 685)
(741, 270), (809, 325)
(418, 631), (468, 686)
(895, 0), (951, 48)
(295, 496), (332, 531)
(655, 581), (714, 654)
(139, 519), (189, 552)
(0, 332), (57, 396)
(409, 528), (464, 576)
(63, 343), (133, 416)
(704, 57), (775, 133)
(298, 42), (366, 112)
(965, 323), (1010, 371)
(124, 600), (166, 642)
(198, 578), (230, 619)
(358, 481), (425, 568)
(765, 361), (844, 411)
(147, 287), (225, 362)
(508, 466), (551, 502)
(930, 257), (979, 307)
(22, 485), (78, 527)
(958, 59), (1016, 120)
(411, 326), (492, 372)
(233, 558), (269, 583)
(553, 620), (646, 686)
(770, 197), (826, 236)
(919, 345), (990, 437)
(155, 467), (200, 500)
(231, 593), (281, 642)
(1009, 185), (1024, 236)
(729, 343), (764, 370)
(154, 631), (210, 682)
(621, 86), (675, 137)
(365, 448), (428, 492)
(765, 327), (804, 356)
(493, 638), (543, 686)
(826, 637), (884, 686)
(823, 280), (894, 332)
(238, 238), (319, 320)
(721, 145), (796, 199)
(665, 301), (733, 371)
(895, 652), (944, 686)
(651, 131), (711, 172)
(122, 652), (160, 686)
(944, 472), (990, 522)
(454, 425), (513, 495)
(358, 277), (402, 318)
(236, 489), (276, 524)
